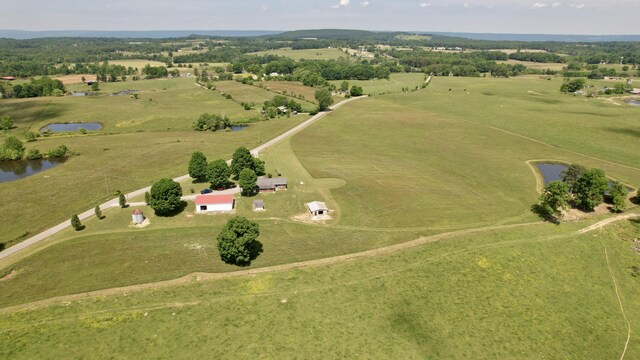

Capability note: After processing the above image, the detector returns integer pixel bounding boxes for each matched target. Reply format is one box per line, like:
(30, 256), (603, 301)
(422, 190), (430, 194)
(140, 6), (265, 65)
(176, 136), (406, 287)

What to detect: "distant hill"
(430, 32), (640, 43)
(0, 30), (281, 39)
(269, 29), (398, 41)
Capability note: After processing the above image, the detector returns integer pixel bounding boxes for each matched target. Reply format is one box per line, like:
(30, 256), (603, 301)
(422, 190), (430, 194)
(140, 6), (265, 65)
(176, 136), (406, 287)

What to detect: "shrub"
(25, 148), (42, 160)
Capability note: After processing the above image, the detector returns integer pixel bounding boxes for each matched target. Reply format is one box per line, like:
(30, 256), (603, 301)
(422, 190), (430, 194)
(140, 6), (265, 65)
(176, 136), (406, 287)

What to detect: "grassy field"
(2, 75), (640, 358)
(107, 59), (167, 70)
(329, 73), (426, 95)
(249, 47), (348, 61)
(2, 219), (639, 359)
(0, 77), (310, 245)
(214, 81), (318, 112)
(497, 59), (566, 71)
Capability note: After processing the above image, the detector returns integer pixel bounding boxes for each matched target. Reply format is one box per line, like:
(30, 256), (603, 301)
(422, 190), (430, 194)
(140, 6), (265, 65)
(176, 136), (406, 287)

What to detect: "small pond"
(41, 122), (102, 132)
(535, 163), (568, 185)
(230, 125), (248, 132)
(627, 100), (640, 107)
(0, 158), (67, 183)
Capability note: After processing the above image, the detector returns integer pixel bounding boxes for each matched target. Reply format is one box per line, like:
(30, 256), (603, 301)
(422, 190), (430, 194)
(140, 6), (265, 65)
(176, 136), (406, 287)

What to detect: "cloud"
(463, 2), (470, 8)
(419, 2), (431, 8)
(532, 2), (548, 8)
(331, 0), (350, 8)
(570, 3), (585, 9)
(361, 1), (370, 7)
(260, 4), (269, 11)
(552, 2), (562, 7)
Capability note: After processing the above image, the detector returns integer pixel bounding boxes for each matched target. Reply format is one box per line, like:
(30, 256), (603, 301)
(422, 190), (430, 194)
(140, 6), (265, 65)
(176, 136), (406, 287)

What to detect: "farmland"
(249, 47), (348, 61)
(2, 30), (640, 359)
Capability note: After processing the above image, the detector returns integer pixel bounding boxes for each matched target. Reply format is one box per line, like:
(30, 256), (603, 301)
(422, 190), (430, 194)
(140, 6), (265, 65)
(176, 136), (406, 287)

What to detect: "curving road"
(0, 96), (367, 261)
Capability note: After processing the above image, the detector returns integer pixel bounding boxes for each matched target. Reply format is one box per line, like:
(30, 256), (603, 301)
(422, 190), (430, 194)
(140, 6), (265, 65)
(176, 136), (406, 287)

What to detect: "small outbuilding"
(306, 201), (329, 216)
(253, 200), (265, 211)
(195, 194), (235, 213)
(132, 209), (145, 224)
(257, 177), (288, 192)
(0, 76), (16, 81)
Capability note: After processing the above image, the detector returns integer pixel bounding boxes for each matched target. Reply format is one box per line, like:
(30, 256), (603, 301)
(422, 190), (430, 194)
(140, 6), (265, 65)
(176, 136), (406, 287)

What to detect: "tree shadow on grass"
(154, 201), (188, 217)
(530, 204), (560, 225)
(74, 225), (86, 231)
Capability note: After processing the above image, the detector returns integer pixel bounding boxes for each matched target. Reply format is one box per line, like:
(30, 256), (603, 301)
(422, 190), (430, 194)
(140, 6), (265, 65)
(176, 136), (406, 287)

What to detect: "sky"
(1, 0), (639, 35)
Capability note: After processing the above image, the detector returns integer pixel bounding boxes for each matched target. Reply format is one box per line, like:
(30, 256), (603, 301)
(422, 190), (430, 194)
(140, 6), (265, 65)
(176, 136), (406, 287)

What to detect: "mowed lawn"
(0, 77), (310, 245)
(330, 73), (426, 95)
(249, 47), (348, 61)
(2, 220), (639, 359)
(214, 81), (318, 112)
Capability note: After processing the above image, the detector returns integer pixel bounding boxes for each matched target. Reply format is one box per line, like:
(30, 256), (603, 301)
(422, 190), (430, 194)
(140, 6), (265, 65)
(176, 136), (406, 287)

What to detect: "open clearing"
(107, 59), (167, 69)
(497, 59), (566, 71)
(214, 81), (319, 112)
(249, 47), (348, 61)
(329, 73), (426, 95)
(2, 75), (640, 358)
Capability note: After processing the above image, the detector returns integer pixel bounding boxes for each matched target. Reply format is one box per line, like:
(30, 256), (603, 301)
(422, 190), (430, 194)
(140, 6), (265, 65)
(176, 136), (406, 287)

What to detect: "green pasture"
(214, 81), (318, 112)
(0, 78), (309, 244)
(249, 47), (348, 61)
(330, 73), (426, 95)
(2, 219), (639, 359)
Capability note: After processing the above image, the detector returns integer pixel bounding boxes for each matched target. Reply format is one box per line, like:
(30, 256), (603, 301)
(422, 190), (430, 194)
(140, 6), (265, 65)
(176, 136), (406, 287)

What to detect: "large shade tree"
(188, 151), (208, 182)
(207, 159), (231, 189)
(573, 168), (608, 211)
(217, 216), (261, 265)
(149, 178), (183, 215)
(538, 181), (570, 221)
(230, 147), (254, 178)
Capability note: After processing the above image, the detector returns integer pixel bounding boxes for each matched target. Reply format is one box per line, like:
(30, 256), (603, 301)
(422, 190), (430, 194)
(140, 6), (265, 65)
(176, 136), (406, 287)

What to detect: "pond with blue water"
(41, 122), (102, 132)
(535, 163), (568, 185)
(0, 158), (67, 183)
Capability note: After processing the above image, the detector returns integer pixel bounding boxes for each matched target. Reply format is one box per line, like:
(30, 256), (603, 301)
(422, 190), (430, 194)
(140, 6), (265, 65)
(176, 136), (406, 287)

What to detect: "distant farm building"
(306, 201), (329, 216)
(131, 209), (145, 224)
(257, 177), (288, 192)
(195, 194), (235, 213)
(253, 199), (265, 211)
(0, 76), (16, 81)
(631, 88), (640, 95)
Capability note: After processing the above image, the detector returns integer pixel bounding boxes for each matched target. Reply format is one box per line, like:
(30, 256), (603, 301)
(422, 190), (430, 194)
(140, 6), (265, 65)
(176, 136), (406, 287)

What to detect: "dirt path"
(577, 213), (639, 234)
(601, 243), (632, 360)
(0, 97), (366, 263)
(0, 221), (539, 314)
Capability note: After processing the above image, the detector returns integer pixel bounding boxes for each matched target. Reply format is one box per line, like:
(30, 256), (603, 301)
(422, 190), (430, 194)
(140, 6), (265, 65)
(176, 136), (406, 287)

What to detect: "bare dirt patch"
(562, 203), (612, 222)
(0, 269), (18, 282)
(291, 212), (332, 224)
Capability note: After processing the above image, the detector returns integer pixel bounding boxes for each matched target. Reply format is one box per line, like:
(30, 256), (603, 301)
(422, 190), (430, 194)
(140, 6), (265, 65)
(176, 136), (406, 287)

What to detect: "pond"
(627, 100), (640, 107)
(41, 122), (102, 132)
(0, 158), (67, 183)
(535, 163), (568, 185)
(230, 125), (248, 132)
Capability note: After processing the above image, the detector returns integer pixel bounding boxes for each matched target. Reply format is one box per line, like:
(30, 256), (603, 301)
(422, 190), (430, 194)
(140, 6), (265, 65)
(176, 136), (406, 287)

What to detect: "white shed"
(306, 201), (329, 216)
(195, 194), (235, 213)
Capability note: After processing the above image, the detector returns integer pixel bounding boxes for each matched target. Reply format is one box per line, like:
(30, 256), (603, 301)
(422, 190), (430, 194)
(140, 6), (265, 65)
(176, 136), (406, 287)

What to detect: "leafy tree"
(0, 135), (25, 161)
(188, 151), (208, 182)
(71, 214), (82, 231)
(46, 144), (68, 158)
(231, 147), (254, 177)
(119, 193), (127, 208)
(239, 168), (257, 196)
(193, 113), (230, 131)
(608, 181), (628, 212)
(315, 88), (334, 111)
(144, 191), (151, 205)
(538, 181), (570, 220)
(91, 82), (100, 91)
(350, 85), (363, 97)
(0, 115), (13, 130)
(573, 168), (609, 211)
(560, 78), (586, 93)
(207, 159), (231, 189)
(217, 216), (261, 265)
(24, 131), (37, 142)
(561, 164), (587, 192)
(149, 178), (183, 215)
(340, 80), (349, 92)
(94, 205), (103, 219)
(25, 148), (42, 160)
(253, 158), (265, 176)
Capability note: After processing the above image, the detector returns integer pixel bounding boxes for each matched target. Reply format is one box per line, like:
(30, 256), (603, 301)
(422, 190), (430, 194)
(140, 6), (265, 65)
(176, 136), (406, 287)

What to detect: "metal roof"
(306, 201), (328, 213)
(195, 194), (234, 205)
(257, 177), (287, 188)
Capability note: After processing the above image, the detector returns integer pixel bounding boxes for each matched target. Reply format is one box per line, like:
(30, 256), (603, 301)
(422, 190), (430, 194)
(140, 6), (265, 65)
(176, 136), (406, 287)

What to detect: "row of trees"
(0, 77), (65, 99)
(537, 164), (628, 222)
(193, 113), (231, 131)
(188, 147), (265, 195)
(0, 135), (68, 161)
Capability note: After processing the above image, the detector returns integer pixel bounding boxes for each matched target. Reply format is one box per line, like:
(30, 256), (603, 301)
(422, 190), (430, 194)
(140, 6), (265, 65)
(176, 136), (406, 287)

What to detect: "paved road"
(0, 96), (366, 261)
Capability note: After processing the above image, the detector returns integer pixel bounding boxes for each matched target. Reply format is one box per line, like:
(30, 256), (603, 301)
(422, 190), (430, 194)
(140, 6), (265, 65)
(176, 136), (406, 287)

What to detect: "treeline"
(0, 77), (65, 99)
(391, 50), (529, 77)
(508, 52), (564, 63)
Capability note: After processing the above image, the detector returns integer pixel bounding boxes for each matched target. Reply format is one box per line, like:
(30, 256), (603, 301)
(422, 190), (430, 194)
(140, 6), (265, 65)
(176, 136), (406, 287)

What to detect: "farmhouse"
(257, 177), (288, 192)
(306, 201), (329, 216)
(0, 76), (16, 81)
(195, 194), (235, 213)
